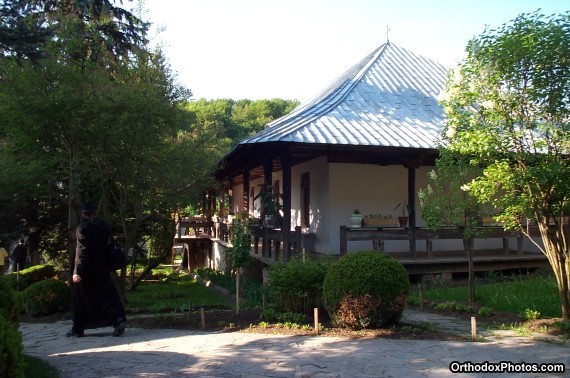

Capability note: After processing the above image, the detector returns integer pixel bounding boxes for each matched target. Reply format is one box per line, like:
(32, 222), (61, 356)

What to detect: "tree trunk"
(67, 162), (80, 283)
(537, 220), (570, 320)
(129, 249), (169, 290)
(235, 269), (240, 314)
(463, 237), (475, 303)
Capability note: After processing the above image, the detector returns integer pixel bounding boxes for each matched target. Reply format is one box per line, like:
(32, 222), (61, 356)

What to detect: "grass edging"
(192, 273), (236, 304)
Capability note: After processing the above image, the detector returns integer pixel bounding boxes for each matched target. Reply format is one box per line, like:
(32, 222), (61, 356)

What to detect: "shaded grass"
(419, 274), (561, 318)
(24, 354), (59, 378)
(126, 275), (229, 313)
(194, 267), (267, 309)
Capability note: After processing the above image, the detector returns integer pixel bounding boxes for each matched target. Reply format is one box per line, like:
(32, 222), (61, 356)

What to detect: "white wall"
(231, 185), (244, 214)
(291, 156), (330, 251)
(328, 164), (414, 253)
(230, 175), (283, 217)
(211, 241), (228, 271)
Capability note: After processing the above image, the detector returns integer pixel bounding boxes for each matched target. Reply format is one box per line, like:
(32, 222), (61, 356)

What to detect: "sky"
(137, 0), (569, 102)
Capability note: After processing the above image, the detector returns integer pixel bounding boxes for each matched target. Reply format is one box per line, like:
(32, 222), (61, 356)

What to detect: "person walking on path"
(67, 202), (126, 338)
(0, 240), (8, 274)
(11, 238), (27, 272)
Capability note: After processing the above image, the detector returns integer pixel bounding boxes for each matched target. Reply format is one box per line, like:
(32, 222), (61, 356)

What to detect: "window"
(300, 172), (310, 227)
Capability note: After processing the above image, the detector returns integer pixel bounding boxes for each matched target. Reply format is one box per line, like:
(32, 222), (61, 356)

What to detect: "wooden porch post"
(242, 171), (250, 213)
(340, 225), (347, 256)
(211, 190), (217, 216)
(407, 165), (417, 258)
(201, 193), (207, 216)
(262, 160), (272, 258)
(281, 151), (292, 261)
(229, 177), (234, 212)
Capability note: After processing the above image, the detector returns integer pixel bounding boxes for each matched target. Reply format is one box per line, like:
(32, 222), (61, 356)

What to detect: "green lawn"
(417, 273), (562, 318)
(125, 275), (229, 313)
(24, 355), (59, 378)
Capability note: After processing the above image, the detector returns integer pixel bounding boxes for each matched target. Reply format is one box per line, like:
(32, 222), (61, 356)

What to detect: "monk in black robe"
(67, 202), (126, 338)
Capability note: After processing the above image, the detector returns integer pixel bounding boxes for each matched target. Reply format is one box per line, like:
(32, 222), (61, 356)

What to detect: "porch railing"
(339, 225), (524, 257)
(249, 226), (315, 261)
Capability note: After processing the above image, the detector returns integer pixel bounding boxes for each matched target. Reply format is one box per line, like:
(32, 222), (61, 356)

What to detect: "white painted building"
(215, 42), (542, 262)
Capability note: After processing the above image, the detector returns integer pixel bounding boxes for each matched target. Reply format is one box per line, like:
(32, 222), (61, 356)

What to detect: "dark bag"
(107, 242), (127, 271)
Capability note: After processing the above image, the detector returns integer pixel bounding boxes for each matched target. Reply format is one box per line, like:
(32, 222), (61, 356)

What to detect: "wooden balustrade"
(340, 225), (524, 257)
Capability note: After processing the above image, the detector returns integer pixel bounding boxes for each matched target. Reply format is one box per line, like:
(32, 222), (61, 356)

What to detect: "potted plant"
(350, 209), (363, 228)
(394, 202), (409, 227)
(254, 184), (282, 228)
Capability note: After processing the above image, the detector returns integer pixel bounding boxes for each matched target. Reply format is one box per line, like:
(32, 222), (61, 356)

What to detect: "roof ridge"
(242, 43), (391, 144)
(239, 41), (447, 147)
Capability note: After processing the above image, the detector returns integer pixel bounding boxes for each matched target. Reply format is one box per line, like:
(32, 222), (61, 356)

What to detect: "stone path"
(403, 308), (567, 344)
(20, 310), (570, 378)
(20, 309), (569, 377)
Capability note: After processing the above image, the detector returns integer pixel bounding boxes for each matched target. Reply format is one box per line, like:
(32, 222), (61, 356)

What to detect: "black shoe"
(112, 320), (126, 337)
(66, 328), (84, 338)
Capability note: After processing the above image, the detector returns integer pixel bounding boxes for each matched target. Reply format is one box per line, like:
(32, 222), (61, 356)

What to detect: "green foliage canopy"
(439, 11), (570, 319)
(183, 98), (298, 147)
(419, 151), (491, 238)
(0, 0), (148, 62)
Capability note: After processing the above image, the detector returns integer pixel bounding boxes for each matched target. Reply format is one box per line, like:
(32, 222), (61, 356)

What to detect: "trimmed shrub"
(0, 277), (20, 326)
(21, 279), (71, 317)
(0, 315), (24, 378)
(20, 264), (56, 284)
(5, 264), (56, 291)
(323, 250), (409, 329)
(2, 274), (28, 292)
(260, 307), (307, 324)
(267, 256), (333, 314)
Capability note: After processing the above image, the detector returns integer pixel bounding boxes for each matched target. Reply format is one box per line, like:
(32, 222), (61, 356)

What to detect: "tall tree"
(0, 0), (199, 284)
(440, 11), (570, 319)
(419, 151), (492, 302)
(184, 98), (299, 146)
(0, 0), (147, 62)
(0, 0), (53, 60)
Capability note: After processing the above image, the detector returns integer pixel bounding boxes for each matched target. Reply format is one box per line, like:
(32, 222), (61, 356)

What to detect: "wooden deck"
(248, 245), (548, 277)
(173, 236), (213, 271)
(174, 220), (550, 277)
(337, 225), (549, 275)
(391, 249), (548, 275)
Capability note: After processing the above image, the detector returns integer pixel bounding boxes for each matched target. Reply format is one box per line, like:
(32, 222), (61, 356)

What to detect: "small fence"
(339, 225), (524, 257)
(249, 226), (315, 261)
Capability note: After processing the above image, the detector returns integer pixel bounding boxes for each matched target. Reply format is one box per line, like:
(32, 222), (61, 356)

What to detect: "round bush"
(267, 256), (332, 314)
(0, 315), (24, 378)
(0, 278), (20, 326)
(323, 250), (409, 329)
(21, 279), (71, 317)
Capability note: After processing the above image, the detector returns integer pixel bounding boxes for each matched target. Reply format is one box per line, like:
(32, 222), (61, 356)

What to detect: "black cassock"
(72, 217), (125, 331)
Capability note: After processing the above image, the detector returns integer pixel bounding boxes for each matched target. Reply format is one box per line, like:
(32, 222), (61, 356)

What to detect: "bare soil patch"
(22, 303), (567, 341)
(125, 307), (466, 341)
(413, 300), (522, 327)
(412, 301), (568, 338)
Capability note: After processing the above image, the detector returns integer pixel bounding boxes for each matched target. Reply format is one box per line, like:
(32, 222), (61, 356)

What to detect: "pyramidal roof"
(241, 42), (448, 149)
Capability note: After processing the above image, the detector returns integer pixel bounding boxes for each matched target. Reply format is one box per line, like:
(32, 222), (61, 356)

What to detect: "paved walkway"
(21, 310), (569, 378)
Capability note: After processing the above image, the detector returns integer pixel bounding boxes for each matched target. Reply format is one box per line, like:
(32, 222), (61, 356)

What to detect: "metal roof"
(240, 42), (448, 149)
